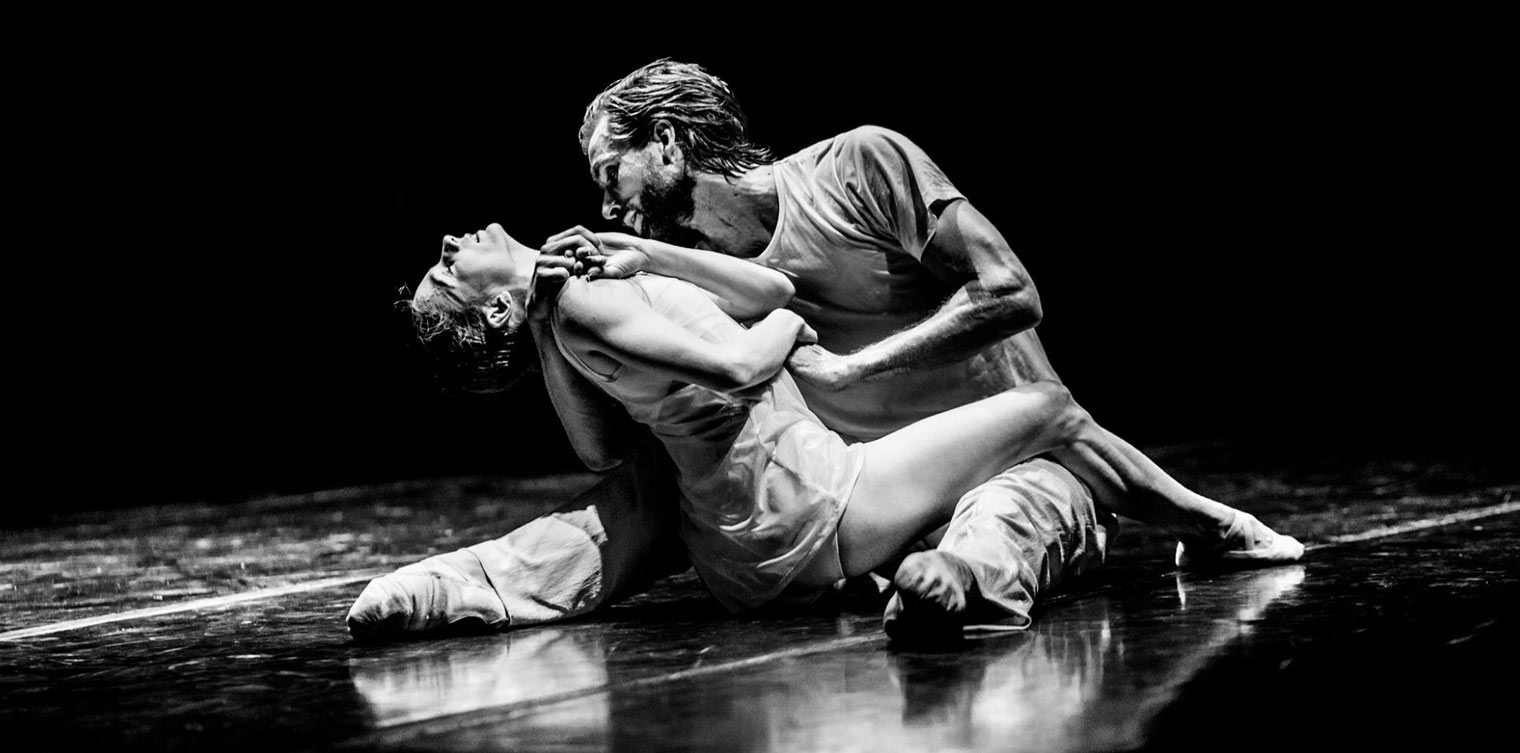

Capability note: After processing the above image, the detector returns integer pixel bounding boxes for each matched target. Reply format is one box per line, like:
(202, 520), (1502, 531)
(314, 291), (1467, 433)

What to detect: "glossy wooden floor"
(3, 439), (1516, 752)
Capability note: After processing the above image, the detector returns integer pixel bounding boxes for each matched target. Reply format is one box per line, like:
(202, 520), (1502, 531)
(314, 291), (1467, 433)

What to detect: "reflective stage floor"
(3, 439), (1516, 752)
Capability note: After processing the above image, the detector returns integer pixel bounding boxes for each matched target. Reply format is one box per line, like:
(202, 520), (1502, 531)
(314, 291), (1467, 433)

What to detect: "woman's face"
(415, 222), (523, 311)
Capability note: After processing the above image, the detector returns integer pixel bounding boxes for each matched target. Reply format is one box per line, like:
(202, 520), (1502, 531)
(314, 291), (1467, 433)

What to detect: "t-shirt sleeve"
(833, 125), (965, 260)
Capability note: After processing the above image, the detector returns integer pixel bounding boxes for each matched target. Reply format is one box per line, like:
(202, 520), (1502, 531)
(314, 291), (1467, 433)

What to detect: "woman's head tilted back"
(409, 223), (538, 394)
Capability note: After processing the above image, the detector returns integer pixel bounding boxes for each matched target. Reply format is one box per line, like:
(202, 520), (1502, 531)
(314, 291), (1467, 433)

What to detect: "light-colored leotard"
(551, 273), (865, 612)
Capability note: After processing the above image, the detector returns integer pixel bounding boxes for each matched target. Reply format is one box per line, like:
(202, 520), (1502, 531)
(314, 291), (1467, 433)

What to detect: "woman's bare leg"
(1045, 419), (1235, 540)
(833, 385), (1303, 583)
(1044, 405), (1302, 565)
(836, 381), (1083, 577)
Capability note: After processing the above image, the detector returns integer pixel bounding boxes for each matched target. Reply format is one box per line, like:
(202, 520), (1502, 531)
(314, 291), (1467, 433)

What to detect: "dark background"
(15, 29), (1511, 520)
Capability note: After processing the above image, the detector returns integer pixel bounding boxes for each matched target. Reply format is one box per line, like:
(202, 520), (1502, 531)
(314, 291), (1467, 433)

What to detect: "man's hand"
(787, 343), (855, 392)
(544, 226), (650, 280)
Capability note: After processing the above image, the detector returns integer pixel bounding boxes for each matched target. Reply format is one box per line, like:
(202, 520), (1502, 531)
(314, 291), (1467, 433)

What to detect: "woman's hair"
(579, 58), (774, 179)
(405, 290), (533, 396)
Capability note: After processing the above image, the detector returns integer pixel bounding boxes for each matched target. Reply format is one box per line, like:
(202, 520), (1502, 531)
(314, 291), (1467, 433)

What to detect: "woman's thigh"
(835, 383), (1071, 575)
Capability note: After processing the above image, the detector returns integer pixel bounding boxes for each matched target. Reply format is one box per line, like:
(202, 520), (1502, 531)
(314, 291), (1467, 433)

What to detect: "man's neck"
(689, 165), (778, 258)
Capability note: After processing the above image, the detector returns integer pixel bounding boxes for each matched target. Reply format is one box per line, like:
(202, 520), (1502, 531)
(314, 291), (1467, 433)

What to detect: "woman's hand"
(800, 323), (818, 345)
(793, 317), (819, 346)
(533, 227), (602, 323)
(529, 251), (579, 323)
(543, 226), (651, 280)
(766, 309), (818, 346)
(582, 232), (652, 280)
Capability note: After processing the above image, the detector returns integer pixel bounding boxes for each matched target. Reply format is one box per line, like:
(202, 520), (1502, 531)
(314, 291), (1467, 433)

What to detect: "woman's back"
(550, 274), (755, 470)
(548, 273), (865, 611)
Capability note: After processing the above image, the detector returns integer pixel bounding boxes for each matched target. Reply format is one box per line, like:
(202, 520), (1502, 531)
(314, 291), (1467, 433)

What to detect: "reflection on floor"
(352, 567), (1312, 752)
(0, 440), (1516, 751)
(350, 627), (613, 728)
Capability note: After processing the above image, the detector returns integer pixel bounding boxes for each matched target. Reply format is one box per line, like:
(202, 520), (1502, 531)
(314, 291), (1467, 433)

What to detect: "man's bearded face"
(639, 167), (702, 247)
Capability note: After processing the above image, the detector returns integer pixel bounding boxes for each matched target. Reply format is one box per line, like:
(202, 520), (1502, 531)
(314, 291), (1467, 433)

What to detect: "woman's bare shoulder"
(556, 276), (649, 328)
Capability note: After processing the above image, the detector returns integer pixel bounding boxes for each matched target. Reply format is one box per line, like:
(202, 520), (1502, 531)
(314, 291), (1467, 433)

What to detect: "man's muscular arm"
(788, 199), (1043, 390)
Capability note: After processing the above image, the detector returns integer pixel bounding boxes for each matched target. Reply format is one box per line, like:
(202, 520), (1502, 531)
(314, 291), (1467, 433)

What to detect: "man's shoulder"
(785, 125), (917, 164)
(833, 124), (917, 150)
(812, 125), (928, 178)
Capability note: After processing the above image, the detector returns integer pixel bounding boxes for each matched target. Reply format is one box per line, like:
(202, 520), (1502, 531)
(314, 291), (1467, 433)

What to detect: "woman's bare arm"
(556, 278), (814, 395)
(527, 255), (636, 471)
(543, 227), (794, 323)
(526, 313), (636, 471)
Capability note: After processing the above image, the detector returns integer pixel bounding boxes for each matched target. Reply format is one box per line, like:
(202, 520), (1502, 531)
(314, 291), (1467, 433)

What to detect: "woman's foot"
(882, 551), (981, 645)
(1175, 511), (1305, 570)
(345, 550), (509, 641)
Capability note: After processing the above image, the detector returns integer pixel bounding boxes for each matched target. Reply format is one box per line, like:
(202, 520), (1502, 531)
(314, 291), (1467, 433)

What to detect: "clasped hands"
(538, 226), (650, 282)
(531, 225), (856, 391)
(527, 226), (643, 323)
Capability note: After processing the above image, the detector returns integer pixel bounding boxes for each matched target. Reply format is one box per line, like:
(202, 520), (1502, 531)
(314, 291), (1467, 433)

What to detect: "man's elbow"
(1017, 287), (1043, 329)
(565, 415), (630, 472)
(978, 283), (1042, 334)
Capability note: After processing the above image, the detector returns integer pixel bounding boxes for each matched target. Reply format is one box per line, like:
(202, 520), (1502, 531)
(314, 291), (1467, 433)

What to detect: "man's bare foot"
(1175, 511), (1305, 570)
(883, 551), (981, 645)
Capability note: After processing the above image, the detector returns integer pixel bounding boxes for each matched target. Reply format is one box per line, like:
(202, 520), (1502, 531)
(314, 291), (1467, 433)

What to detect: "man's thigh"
(938, 457), (1115, 627)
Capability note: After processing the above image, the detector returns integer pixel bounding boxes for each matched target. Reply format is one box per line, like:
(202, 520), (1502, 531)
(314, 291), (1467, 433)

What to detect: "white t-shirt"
(756, 125), (1059, 442)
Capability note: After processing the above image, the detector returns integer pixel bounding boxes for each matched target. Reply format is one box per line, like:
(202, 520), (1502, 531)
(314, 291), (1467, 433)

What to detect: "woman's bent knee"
(1056, 399), (1096, 446)
(1019, 381), (1080, 441)
(1024, 380), (1072, 412)
(1025, 381), (1096, 447)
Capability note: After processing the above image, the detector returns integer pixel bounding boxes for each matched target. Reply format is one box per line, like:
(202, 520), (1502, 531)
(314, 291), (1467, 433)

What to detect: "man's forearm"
(642, 240), (793, 320)
(828, 196), (1046, 385)
(840, 283), (1041, 384)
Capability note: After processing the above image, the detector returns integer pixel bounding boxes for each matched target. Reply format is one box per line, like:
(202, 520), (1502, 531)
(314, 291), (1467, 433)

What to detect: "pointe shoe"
(346, 552), (509, 641)
(1175, 512), (1306, 570)
(882, 551), (978, 646)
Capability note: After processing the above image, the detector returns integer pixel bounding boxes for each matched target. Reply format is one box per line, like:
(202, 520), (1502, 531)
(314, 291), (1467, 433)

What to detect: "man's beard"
(640, 170), (704, 247)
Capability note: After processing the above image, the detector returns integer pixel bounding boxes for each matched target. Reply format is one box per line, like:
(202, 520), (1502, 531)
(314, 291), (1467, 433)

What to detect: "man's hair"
(405, 291), (533, 396)
(579, 58), (774, 178)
